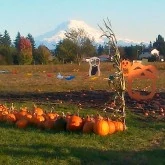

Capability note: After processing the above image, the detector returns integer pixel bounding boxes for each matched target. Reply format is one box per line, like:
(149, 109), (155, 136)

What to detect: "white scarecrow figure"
(88, 57), (100, 76)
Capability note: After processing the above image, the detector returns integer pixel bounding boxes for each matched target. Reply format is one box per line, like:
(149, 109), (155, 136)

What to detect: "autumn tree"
(18, 37), (32, 64)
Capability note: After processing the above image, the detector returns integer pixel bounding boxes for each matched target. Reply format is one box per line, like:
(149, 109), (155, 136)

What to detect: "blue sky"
(1, 0), (165, 43)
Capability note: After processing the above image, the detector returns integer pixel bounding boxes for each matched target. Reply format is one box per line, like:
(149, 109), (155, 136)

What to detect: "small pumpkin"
(82, 116), (95, 134)
(33, 105), (44, 116)
(107, 118), (116, 134)
(93, 119), (109, 136)
(45, 112), (59, 120)
(35, 115), (45, 123)
(5, 113), (16, 123)
(54, 117), (67, 131)
(25, 113), (33, 121)
(0, 110), (9, 122)
(120, 59), (132, 77)
(66, 115), (83, 131)
(113, 121), (124, 132)
(43, 120), (55, 130)
(0, 104), (7, 112)
(15, 108), (28, 120)
(16, 119), (28, 129)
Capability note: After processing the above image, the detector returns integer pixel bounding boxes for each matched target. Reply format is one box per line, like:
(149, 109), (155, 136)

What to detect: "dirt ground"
(0, 90), (164, 113)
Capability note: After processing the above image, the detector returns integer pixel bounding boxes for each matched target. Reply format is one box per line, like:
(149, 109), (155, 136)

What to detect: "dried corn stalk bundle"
(99, 18), (126, 130)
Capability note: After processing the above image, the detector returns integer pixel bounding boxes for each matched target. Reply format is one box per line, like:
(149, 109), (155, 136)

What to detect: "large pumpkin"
(66, 115), (83, 131)
(127, 63), (157, 101)
(93, 119), (109, 136)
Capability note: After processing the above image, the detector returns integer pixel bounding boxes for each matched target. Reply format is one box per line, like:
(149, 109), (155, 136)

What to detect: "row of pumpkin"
(0, 104), (125, 136)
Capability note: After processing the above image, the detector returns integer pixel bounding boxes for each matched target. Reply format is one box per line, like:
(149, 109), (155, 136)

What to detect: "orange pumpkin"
(107, 119), (116, 134)
(66, 115), (83, 131)
(45, 112), (59, 120)
(34, 107), (44, 116)
(15, 108), (28, 120)
(120, 59), (132, 77)
(0, 112), (3, 121)
(82, 116), (94, 134)
(25, 113), (33, 121)
(127, 63), (157, 101)
(0, 104), (7, 112)
(16, 119), (28, 129)
(65, 112), (72, 123)
(43, 120), (55, 130)
(0, 110), (9, 122)
(35, 115), (45, 123)
(5, 113), (16, 123)
(93, 119), (109, 136)
(113, 121), (124, 132)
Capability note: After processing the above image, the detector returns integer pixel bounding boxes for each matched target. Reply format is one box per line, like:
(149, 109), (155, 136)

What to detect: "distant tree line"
(0, 28), (165, 65)
(0, 30), (52, 65)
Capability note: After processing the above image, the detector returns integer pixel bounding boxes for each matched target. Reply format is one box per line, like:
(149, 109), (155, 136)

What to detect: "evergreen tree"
(97, 44), (104, 55)
(1, 30), (11, 47)
(153, 35), (165, 57)
(124, 46), (137, 60)
(148, 41), (153, 50)
(118, 46), (126, 59)
(0, 33), (2, 45)
(26, 33), (35, 52)
(103, 43), (110, 54)
(14, 32), (21, 50)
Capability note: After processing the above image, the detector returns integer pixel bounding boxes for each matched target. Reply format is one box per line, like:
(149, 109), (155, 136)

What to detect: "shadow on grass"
(0, 143), (164, 165)
(126, 111), (165, 131)
(0, 119), (165, 164)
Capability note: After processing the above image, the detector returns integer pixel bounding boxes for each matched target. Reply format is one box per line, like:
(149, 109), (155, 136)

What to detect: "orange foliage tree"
(18, 37), (32, 64)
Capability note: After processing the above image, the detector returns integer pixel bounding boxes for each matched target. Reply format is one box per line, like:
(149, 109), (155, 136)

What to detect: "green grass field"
(0, 63), (164, 165)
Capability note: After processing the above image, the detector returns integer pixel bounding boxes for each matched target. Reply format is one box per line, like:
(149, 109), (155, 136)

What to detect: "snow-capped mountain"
(35, 20), (143, 50)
